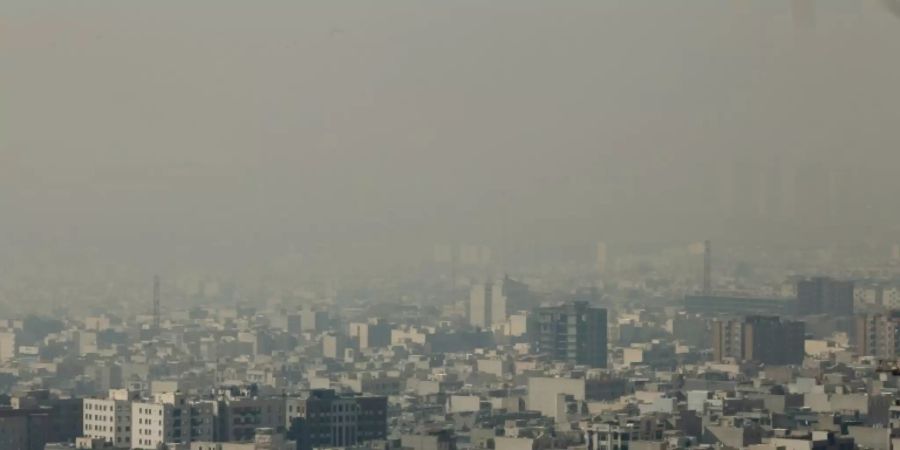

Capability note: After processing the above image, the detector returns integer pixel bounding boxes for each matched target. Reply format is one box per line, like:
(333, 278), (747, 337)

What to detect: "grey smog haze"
(2, 1), (900, 273)
(6, 4), (900, 450)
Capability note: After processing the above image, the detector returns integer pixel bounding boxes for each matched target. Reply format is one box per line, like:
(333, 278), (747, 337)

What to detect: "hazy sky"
(3, 1), (900, 269)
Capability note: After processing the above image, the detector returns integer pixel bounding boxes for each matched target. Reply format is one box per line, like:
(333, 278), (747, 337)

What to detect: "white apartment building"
(131, 392), (214, 449)
(83, 390), (136, 448)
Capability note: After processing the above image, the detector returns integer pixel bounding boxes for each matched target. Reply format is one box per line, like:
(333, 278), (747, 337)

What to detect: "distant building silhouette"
(685, 295), (795, 317)
(796, 277), (854, 316)
(469, 275), (530, 328)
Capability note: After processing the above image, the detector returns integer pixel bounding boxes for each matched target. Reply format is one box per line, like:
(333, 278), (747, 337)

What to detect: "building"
(286, 314), (303, 335)
(469, 283), (495, 329)
(527, 376), (585, 418)
(131, 392), (215, 449)
(322, 333), (347, 360)
(191, 428), (295, 450)
(685, 295), (795, 317)
(711, 316), (805, 365)
(711, 319), (744, 363)
(0, 409), (51, 450)
(743, 316), (805, 365)
(797, 277), (854, 316)
(584, 423), (640, 450)
(534, 301), (607, 368)
(855, 312), (900, 359)
(339, 373), (403, 396)
(287, 389), (387, 450)
(68, 437), (113, 450)
(12, 389), (83, 443)
(769, 431), (854, 450)
(0, 331), (15, 363)
(673, 314), (710, 347)
(401, 430), (457, 450)
(300, 306), (327, 332)
(76, 331), (99, 356)
(470, 276), (530, 329)
(91, 363), (124, 393)
(83, 390), (137, 448)
(348, 319), (392, 350)
(216, 397), (285, 442)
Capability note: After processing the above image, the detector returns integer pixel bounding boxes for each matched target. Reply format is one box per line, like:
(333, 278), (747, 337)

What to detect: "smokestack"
(703, 240), (712, 295)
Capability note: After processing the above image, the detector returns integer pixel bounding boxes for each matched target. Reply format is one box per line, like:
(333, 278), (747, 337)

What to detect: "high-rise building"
(322, 333), (348, 360)
(286, 314), (303, 335)
(796, 277), (854, 316)
(469, 276), (530, 329)
(287, 389), (387, 450)
(469, 283), (492, 329)
(854, 312), (900, 359)
(349, 319), (392, 350)
(299, 306), (327, 332)
(490, 282), (508, 327)
(711, 316), (805, 365)
(743, 316), (805, 365)
(711, 319), (744, 362)
(534, 301), (608, 368)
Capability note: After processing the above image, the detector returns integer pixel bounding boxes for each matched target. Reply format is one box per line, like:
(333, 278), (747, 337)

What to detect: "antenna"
(703, 240), (712, 295)
(153, 275), (160, 334)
